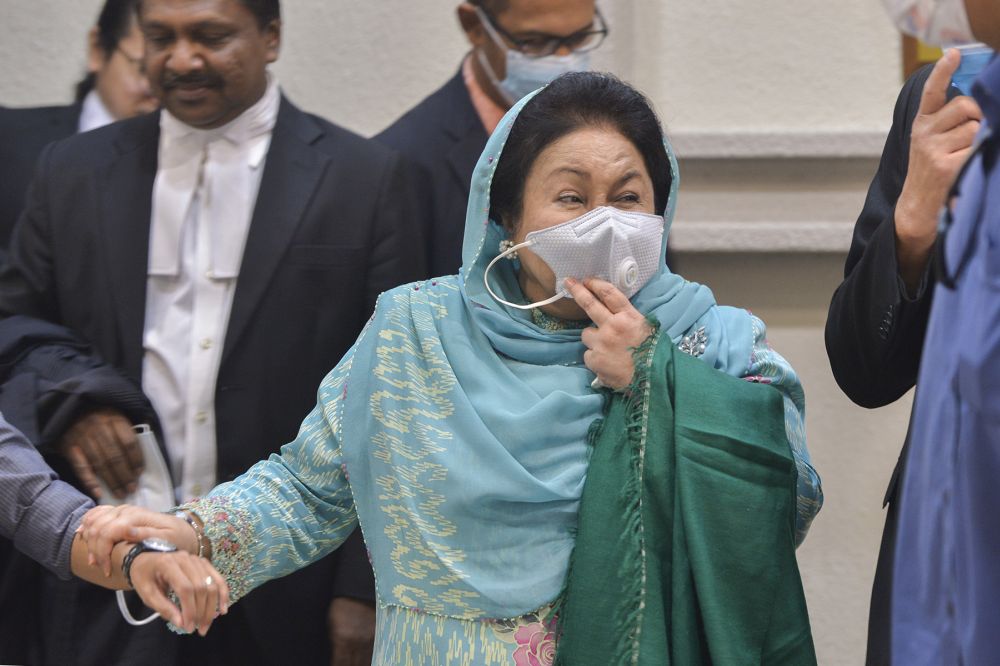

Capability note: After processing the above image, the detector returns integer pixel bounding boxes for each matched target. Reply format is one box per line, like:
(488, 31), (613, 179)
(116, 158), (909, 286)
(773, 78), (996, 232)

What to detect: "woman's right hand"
(129, 550), (230, 636)
(566, 277), (655, 390)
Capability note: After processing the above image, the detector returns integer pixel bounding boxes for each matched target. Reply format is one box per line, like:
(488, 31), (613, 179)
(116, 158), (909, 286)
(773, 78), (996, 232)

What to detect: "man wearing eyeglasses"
(377, 0), (608, 277)
(0, 0), (157, 253)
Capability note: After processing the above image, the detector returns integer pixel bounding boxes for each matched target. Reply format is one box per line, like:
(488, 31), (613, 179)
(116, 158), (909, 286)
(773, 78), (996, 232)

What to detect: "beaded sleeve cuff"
(176, 495), (256, 603)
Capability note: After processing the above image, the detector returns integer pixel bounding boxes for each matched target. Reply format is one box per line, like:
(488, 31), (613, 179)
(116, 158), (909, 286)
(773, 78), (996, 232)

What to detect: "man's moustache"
(161, 74), (223, 90)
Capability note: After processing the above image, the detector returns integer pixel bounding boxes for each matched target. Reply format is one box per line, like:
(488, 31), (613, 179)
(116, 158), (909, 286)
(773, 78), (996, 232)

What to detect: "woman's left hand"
(129, 550), (229, 635)
(565, 277), (654, 390)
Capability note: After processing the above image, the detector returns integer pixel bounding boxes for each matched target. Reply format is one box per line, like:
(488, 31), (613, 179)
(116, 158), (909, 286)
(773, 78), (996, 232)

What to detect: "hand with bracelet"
(77, 505), (206, 574)
(73, 504), (228, 634)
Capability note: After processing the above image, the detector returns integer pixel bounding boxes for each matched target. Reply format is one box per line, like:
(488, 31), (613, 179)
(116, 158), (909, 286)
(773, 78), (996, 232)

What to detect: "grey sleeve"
(0, 412), (93, 579)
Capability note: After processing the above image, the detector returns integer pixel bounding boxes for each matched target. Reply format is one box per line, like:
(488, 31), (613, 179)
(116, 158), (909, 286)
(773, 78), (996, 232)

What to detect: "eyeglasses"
(933, 129), (993, 290)
(116, 48), (146, 75)
(476, 6), (609, 58)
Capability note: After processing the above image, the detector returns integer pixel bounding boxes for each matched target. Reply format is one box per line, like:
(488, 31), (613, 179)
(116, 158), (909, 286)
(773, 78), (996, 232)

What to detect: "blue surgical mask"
(951, 44), (995, 95)
(474, 7), (592, 105)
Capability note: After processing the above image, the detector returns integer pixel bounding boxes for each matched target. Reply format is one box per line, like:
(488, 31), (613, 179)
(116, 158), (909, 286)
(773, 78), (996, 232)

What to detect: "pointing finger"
(920, 49), (961, 116)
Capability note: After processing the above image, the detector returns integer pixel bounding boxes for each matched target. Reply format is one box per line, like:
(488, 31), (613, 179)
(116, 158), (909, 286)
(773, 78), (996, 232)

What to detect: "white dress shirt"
(77, 90), (116, 133)
(143, 75), (280, 502)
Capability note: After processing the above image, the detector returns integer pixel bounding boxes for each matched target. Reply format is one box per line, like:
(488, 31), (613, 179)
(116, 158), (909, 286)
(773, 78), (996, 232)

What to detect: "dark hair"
(489, 72), (672, 230)
(136, 0), (280, 28)
(74, 0), (142, 102)
(229, 0), (281, 28)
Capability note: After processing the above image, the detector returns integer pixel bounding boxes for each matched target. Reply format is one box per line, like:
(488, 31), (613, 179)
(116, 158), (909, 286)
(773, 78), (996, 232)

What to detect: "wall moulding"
(669, 220), (855, 253)
(669, 130), (889, 160)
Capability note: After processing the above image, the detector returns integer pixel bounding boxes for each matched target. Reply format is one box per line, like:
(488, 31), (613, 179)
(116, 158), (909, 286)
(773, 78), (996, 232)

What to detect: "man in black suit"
(377, 0), (606, 276)
(0, 0), (424, 664)
(0, 0), (158, 249)
(825, 51), (982, 665)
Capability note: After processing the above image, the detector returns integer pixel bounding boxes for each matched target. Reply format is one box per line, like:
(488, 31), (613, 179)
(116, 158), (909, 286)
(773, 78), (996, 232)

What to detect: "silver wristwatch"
(121, 537), (178, 588)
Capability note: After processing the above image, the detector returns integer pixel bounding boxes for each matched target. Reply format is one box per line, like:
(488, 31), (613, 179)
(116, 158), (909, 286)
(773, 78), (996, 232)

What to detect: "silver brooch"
(678, 326), (708, 357)
(498, 239), (518, 260)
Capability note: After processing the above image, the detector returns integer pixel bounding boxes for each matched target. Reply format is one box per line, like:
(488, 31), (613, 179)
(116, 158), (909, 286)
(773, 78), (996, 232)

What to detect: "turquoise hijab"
(338, 87), (756, 620)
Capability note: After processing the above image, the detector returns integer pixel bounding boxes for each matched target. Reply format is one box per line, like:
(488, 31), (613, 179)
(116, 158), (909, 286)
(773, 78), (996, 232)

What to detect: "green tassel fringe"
(554, 318), (661, 666)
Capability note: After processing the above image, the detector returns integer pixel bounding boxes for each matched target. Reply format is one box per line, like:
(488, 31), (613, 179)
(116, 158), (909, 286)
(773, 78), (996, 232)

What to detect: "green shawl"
(555, 330), (816, 665)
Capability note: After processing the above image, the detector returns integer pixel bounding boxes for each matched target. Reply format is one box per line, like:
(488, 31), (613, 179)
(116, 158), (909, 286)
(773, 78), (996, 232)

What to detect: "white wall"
(0, 2), (916, 664)
(0, 0), (902, 138)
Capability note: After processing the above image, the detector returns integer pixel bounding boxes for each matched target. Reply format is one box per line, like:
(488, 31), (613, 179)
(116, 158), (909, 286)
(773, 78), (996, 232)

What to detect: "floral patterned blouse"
(178, 312), (820, 666)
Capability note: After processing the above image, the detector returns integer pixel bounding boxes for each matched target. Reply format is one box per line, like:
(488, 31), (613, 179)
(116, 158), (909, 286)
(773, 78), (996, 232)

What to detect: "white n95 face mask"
(882, 0), (977, 46)
(484, 206), (665, 310)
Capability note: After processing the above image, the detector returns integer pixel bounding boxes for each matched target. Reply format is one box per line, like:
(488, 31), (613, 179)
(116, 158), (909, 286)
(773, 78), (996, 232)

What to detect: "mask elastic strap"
(472, 7), (516, 106)
(116, 590), (161, 626)
(474, 48), (515, 106)
(483, 241), (566, 310)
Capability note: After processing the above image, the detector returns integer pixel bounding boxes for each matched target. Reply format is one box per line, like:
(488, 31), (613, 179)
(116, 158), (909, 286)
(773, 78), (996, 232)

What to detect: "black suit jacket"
(0, 98), (426, 666)
(824, 64), (943, 666)
(376, 67), (488, 277)
(0, 104), (80, 252)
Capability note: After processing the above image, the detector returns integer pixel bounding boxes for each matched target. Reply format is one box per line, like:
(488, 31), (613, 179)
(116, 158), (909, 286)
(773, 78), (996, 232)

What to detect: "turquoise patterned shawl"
(337, 90), (757, 619)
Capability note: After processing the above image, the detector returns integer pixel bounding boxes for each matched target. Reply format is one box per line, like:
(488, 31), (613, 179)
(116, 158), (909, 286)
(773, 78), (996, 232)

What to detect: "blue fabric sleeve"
(0, 412), (93, 579)
(744, 315), (823, 546)
(178, 351), (359, 604)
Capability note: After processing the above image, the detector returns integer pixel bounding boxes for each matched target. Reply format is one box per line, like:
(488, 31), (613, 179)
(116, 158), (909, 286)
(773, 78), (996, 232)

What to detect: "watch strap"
(121, 543), (145, 589)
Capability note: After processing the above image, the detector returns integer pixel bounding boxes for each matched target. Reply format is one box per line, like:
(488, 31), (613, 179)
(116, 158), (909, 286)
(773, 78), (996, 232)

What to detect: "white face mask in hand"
(484, 206), (665, 310)
(96, 424), (174, 512)
(882, 0), (977, 46)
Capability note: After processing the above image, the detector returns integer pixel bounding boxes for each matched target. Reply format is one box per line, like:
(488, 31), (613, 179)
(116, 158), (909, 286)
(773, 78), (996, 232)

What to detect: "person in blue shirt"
(883, 0), (1000, 663)
(0, 413), (93, 579)
(826, 49), (984, 666)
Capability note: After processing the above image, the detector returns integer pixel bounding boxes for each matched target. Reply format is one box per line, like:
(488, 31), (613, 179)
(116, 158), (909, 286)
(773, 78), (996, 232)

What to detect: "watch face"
(141, 537), (178, 553)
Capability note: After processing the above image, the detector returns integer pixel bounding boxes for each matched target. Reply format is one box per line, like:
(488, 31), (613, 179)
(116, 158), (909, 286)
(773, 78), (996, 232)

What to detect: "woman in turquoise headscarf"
(80, 72), (822, 665)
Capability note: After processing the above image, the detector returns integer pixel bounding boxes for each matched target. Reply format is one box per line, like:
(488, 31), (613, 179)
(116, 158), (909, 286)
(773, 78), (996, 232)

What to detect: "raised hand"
(565, 277), (655, 390)
(896, 48), (983, 292)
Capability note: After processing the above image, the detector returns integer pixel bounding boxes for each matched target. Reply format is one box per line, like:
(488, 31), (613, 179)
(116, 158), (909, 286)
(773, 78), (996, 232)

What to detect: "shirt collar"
(973, 54), (1000, 129)
(462, 54), (506, 136)
(159, 72), (281, 168)
(150, 73), (280, 279)
(78, 90), (117, 134)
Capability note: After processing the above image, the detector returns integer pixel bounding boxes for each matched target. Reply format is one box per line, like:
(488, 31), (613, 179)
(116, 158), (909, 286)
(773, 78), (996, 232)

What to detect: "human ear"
(86, 26), (106, 74)
(456, 3), (487, 48)
(263, 19), (281, 63)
